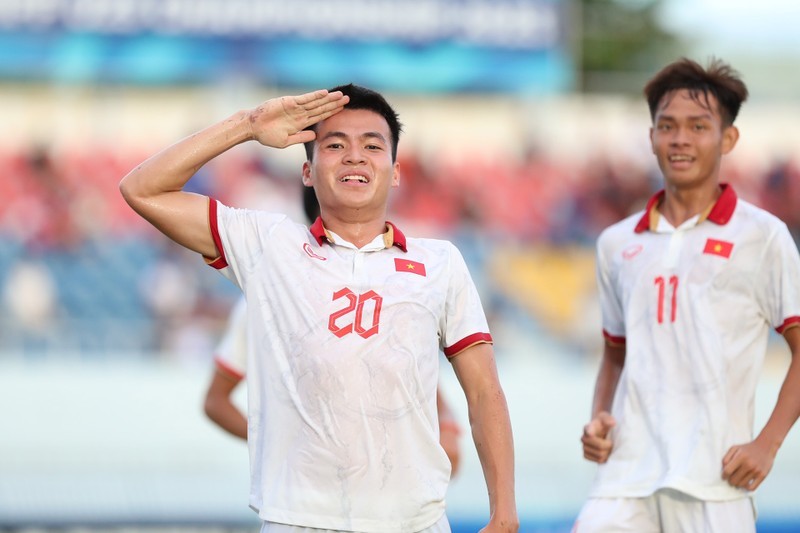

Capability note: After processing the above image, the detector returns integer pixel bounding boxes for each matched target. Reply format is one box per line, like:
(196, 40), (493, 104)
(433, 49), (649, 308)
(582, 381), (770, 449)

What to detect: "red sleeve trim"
(776, 316), (800, 335)
(603, 329), (626, 346)
(206, 198), (229, 270)
(443, 332), (493, 358)
(214, 357), (244, 381)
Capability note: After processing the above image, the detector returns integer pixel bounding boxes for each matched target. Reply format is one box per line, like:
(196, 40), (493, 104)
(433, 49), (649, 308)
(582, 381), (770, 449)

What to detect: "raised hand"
(246, 89), (350, 149)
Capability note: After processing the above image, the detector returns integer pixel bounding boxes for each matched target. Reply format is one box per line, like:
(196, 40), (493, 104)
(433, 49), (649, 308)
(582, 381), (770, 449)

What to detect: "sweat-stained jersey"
(592, 184), (800, 501)
(206, 199), (491, 532)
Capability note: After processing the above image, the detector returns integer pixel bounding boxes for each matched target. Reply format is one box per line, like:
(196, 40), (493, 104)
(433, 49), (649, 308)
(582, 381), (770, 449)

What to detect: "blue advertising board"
(0, 0), (573, 93)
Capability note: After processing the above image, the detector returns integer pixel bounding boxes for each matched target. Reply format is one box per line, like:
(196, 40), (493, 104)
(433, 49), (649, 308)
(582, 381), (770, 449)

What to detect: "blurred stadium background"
(1, 1), (800, 532)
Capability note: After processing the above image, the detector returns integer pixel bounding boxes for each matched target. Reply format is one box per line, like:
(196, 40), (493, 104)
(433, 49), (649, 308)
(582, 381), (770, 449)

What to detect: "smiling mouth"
(339, 174), (369, 183)
(668, 155), (694, 162)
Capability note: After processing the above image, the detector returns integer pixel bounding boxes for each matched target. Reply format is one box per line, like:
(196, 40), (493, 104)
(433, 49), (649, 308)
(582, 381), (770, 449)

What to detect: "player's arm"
(118, 89), (349, 257)
(436, 386), (462, 477)
(723, 326), (800, 490)
(582, 341), (625, 463)
(203, 368), (247, 440)
(451, 343), (518, 533)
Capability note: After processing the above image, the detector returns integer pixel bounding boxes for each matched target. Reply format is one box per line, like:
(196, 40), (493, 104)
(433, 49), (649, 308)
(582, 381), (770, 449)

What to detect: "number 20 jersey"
(207, 198), (491, 532)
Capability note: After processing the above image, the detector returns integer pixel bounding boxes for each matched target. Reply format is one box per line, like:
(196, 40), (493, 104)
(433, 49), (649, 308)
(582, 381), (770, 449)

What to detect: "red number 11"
(654, 275), (678, 323)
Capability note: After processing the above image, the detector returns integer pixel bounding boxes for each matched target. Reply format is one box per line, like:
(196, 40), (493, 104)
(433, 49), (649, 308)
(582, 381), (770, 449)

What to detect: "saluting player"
(121, 84), (517, 533)
(576, 58), (800, 532)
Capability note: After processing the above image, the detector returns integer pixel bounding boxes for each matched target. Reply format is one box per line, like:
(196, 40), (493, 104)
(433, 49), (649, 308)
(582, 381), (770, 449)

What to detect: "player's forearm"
(120, 110), (253, 202)
(204, 396), (248, 440)
(755, 350), (800, 455)
(591, 344), (625, 417)
(119, 110), (254, 256)
(469, 387), (518, 529)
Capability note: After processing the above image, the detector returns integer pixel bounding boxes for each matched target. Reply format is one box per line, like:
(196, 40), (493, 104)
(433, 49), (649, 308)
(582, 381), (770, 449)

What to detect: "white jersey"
(592, 184), (800, 501)
(214, 296), (248, 381)
(207, 199), (491, 532)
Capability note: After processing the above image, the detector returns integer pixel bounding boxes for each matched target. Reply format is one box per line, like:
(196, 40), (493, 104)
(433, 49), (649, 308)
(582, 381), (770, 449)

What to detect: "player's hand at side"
(246, 90), (349, 149)
(582, 411), (616, 463)
(722, 439), (776, 491)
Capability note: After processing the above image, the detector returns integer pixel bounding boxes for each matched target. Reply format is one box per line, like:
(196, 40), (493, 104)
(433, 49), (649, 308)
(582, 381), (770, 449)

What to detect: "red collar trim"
(386, 221), (408, 252)
(633, 183), (737, 233)
(309, 216), (328, 245)
(309, 217), (407, 252)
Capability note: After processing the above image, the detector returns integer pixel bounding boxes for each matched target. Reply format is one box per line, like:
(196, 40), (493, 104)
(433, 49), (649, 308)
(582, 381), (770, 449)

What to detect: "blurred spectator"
(1, 137), (798, 354)
(2, 260), (58, 331)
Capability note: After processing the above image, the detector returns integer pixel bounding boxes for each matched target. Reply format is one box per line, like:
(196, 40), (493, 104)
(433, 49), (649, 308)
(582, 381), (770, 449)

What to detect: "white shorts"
(573, 488), (756, 533)
(260, 513), (451, 533)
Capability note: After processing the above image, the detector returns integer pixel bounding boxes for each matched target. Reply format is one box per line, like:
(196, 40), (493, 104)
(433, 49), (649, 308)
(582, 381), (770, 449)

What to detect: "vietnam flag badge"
(703, 238), (734, 258)
(394, 258), (427, 276)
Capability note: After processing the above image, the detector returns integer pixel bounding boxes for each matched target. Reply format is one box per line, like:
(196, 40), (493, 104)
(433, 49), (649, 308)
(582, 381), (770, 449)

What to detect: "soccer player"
(576, 58), (800, 532)
(120, 84), (517, 532)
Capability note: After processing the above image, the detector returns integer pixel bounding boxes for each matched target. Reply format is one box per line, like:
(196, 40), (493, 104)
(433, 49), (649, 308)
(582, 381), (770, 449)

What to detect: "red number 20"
(328, 288), (383, 339)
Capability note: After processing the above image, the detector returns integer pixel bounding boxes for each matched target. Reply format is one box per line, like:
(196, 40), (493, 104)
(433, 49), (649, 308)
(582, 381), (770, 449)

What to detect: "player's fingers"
(721, 445), (739, 467)
(292, 89), (331, 106)
(300, 90), (347, 112)
(747, 476), (764, 491)
(583, 446), (610, 463)
(727, 466), (750, 487)
(582, 434), (612, 462)
(597, 411), (616, 432)
(285, 130), (317, 146)
(306, 99), (350, 123)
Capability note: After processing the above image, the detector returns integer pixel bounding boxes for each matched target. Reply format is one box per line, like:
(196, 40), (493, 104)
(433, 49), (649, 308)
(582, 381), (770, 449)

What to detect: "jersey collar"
(309, 217), (408, 252)
(633, 183), (737, 233)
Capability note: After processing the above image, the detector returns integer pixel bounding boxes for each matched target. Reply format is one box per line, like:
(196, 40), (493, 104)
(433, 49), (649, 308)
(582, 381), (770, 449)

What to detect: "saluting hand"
(246, 89), (349, 149)
(582, 411), (616, 464)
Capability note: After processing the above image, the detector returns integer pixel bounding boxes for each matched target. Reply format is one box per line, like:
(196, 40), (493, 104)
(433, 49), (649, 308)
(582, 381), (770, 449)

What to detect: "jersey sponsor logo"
(394, 258), (427, 276)
(703, 238), (733, 258)
(303, 242), (327, 261)
(622, 244), (643, 260)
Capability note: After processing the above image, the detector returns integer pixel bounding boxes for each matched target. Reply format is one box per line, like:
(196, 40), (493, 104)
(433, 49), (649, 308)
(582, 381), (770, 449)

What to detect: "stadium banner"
(0, 0), (573, 93)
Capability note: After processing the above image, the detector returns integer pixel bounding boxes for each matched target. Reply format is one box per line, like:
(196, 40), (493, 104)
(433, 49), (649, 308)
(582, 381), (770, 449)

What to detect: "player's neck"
(660, 181), (722, 228)
(320, 211), (388, 249)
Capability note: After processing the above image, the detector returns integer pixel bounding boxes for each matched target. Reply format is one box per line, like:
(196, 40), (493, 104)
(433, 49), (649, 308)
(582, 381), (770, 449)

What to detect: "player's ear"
(302, 161), (312, 186)
(392, 160), (400, 188)
(721, 125), (739, 155)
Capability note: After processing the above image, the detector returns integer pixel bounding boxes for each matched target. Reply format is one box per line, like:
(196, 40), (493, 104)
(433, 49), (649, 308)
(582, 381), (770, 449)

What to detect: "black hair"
(303, 83), (403, 161)
(644, 57), (748, 126)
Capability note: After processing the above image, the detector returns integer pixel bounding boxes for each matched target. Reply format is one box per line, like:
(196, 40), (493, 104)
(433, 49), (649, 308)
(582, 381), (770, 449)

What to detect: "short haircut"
(643, 57), (749, 126)
(303, 83), (403, 161)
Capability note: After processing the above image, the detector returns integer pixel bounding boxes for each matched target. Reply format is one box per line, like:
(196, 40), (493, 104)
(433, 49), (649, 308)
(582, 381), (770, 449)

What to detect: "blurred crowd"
(1, 143), (799, 357)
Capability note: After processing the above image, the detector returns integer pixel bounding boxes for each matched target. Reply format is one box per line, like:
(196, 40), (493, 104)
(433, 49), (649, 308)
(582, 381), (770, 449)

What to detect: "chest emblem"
(394, 258), (427, 277)
(703, 238), (733, 259)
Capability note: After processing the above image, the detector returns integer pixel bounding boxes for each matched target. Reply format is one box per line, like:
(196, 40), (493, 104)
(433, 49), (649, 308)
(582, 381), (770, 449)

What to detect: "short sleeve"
(441, 242), (492, 358)
(760, 223), (800, 333)
(596, 230), (626, 343)
(208, 198), (288, 290)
